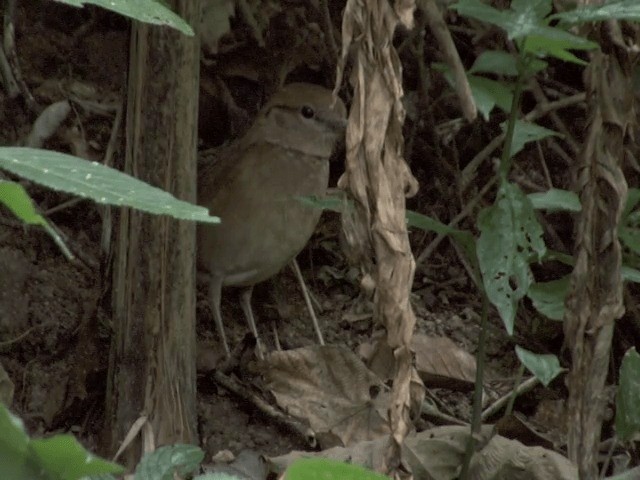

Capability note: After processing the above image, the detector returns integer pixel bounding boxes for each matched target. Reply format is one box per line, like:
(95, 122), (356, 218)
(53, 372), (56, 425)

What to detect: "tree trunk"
(105, 0), (200, 465)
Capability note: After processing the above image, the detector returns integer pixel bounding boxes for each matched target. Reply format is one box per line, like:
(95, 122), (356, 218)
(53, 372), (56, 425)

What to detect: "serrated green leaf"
(503, 120), (561, 157)
(616, 347), (640, 442)
(527, 276), (570, 320)
(30, 435), (124, 480)
(515, 346), (563, 387)
(439, 64), (513, 120)
(134, 444), (204, 480)
(0, 148), (218, 224)
(467, 75), (514, 120)
(450, 0), (512, 32)
(286, 458), (390, 480)
(51, 0), (193, 35)
(508, 0), (552, 39)
(527, 188), (581, 212)
(523, 32), (596, 66)
(477, 183), (546, 334)
(511, 0), (552, 19)
(551, 0), (640, 24)
(469, 51), (519, 76)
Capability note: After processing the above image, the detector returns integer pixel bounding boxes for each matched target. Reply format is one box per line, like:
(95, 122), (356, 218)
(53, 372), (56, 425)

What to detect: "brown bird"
(197, 83), (347, 357)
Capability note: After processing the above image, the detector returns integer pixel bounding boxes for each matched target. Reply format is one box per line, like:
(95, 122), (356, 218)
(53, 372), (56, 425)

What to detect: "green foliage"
(551, 0), (640, 24)
(51, 0), (194, 35)
(527, 188), (581, 212)
(451, 0), (597, 64)
(477, 182), (545, 334)
(0, 148), (218, 257)
(616, 348), (640, 442)
(0, 148), (217, 224)
(526, 276), (570, 321)
(0, 404), (123, 480)
(503, 120), (561, 157)
(0, 180), (74, 259)
(515, 345), (563, 387)
(286, 458), (390, 480)
(134, 444), (204, 480)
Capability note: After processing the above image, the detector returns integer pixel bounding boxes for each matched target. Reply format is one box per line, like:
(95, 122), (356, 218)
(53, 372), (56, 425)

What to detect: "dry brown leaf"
(360, 334), (476, 391)
(259, 345), (390, 447)
(494, 413), (555, 450)
(270, 426), (577, 480)
(413, 335), (476, 391)
(335, 0), (422, 474)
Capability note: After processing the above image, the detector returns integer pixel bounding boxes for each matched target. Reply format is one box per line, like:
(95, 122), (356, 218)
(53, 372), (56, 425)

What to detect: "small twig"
(415, 177), (496, 266)
(0, 323), (48, 347)
(480, 375), (539, 422)
(213, 369), (317, 447)
(460, 93), (585, 191)
(100, 100), (124, 255)
(422, 0), (476, 122)
(319, 0), (338, 58)
(0, 43), (18, 97)
(3, 0), (38, 113)
(536, 142), (553, 189)
(530, 79), (580, 156)
(290, 258), (325, 345)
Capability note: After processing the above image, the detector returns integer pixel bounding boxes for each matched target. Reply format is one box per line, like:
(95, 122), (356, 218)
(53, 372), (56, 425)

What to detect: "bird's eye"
(301, 105), (315, 119)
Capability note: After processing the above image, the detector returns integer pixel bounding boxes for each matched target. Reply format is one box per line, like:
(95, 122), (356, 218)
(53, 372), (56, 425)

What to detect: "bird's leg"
(239, 286), (265, 359)
(209, 274), (231, 357)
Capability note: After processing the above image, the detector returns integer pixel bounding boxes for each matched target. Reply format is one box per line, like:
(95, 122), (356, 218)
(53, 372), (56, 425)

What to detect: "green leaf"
(508, 0), (553, 39)
(134, 445), (204, 480)
(523, 32), (596, 66)
(515, 346), (563, 387)
(406, 210), (478, 273)
(551, 0), (640, 24)
(30, 435), (124, 480)
(477, 182), (546, 334)
(527, 276), (570, 321)
(286, 458), (390, 480)
(450, 0), (512, 33)
(616, 347), (640, 442)
(452, 0), (552, 41)
(437, 63), (513, 120)
(622, 265), (640, 284)
(51, 0), (193, 35)
(503, 120), (561, 156)
(0, 181), (74, 259)
(0, 148), (218, 224)
(0, 405), (38, 480)
(467, 75), (514, 120)
(620, 226), (640, 256)
(527, 188), (581, 212)
(623, 188), (640, 220)
(469, 51), (519, 77)
(0, 180), (48, 226)
(452, 0), (596, 63)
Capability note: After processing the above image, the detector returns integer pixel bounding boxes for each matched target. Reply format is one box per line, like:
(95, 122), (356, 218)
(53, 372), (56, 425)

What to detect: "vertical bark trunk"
(105, 0), (200, 465)
(564, 22), (632, 478)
